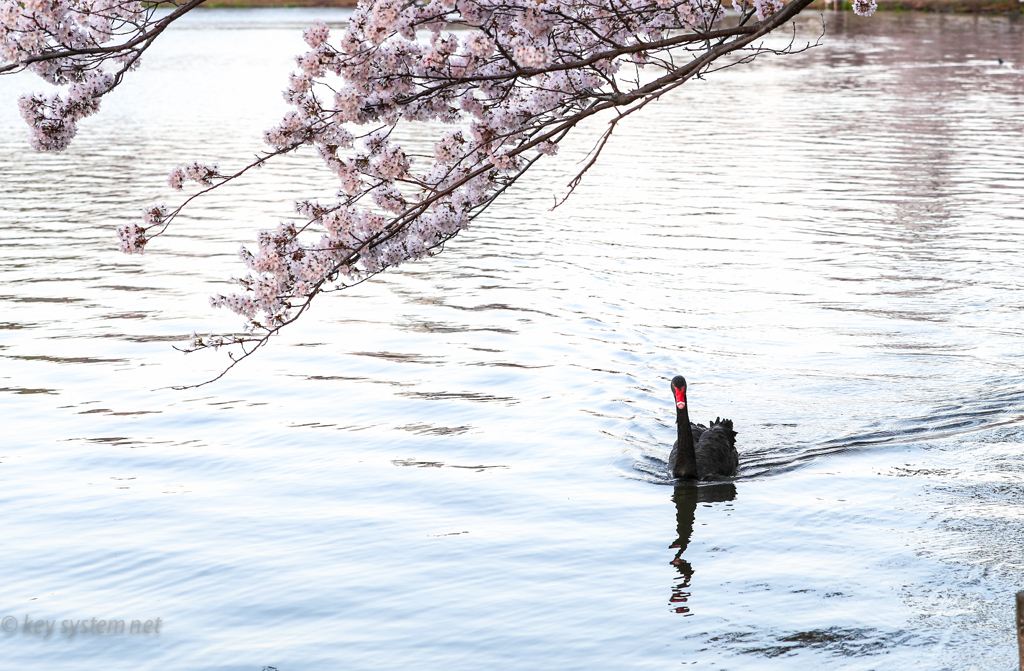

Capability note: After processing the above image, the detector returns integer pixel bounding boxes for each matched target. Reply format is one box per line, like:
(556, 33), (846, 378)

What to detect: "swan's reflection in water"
(669, 482), (736, 615)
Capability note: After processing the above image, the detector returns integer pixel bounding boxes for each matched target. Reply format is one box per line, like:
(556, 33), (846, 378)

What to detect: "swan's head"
(671, 375), (687, 409)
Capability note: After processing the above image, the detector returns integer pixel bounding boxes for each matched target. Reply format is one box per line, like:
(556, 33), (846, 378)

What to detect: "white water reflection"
(1, 9), (1024, 670)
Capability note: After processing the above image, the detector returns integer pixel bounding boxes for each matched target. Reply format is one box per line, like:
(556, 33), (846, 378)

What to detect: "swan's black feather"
(694, 417), (738, 478)
(668, 418), (738, 480)
(690, 422), (708, 445)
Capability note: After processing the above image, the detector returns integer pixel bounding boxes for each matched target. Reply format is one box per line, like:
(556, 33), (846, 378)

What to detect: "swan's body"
(667, 376), (738, 480)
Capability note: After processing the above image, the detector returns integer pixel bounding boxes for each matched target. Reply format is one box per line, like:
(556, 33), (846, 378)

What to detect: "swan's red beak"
(673, 386), (686, 409)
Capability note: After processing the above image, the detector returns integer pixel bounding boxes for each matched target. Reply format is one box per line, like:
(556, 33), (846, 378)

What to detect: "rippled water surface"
(3, 9), (1024, 670)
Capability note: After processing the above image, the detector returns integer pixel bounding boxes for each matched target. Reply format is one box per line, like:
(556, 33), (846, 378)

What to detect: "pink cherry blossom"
(1, 0), (868, 377)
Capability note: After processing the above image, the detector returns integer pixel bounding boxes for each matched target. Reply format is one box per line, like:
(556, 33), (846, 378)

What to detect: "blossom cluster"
(851, 0), (878, 16)
(168, 162), (221, 190)
(115, 203), (167, 254)
(16, 70), (115, 151)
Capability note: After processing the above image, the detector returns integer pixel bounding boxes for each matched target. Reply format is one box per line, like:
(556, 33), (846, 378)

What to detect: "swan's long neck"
(673, 392), (698, 480)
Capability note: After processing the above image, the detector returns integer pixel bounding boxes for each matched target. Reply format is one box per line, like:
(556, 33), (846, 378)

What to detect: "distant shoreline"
(198, 0), (1021, 11)
(808, 0), (1021, 11)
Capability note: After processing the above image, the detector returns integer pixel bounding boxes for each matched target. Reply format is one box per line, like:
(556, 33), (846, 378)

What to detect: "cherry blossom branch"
(118, 141), (310, 254)
(0, 0), (207, 74)
(3, 0), (210, 150)
(3, 0), (879, 385)
(169, 0), (834, 387)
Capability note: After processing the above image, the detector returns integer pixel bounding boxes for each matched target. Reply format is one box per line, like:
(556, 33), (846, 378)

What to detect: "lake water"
(2, 8), (1024, 670)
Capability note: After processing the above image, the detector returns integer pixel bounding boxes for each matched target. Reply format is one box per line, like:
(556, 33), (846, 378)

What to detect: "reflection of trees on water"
(669, 483), (736, 615)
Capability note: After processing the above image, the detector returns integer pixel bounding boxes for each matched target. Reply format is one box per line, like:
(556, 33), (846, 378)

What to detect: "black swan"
(667, 375), (738, 480)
